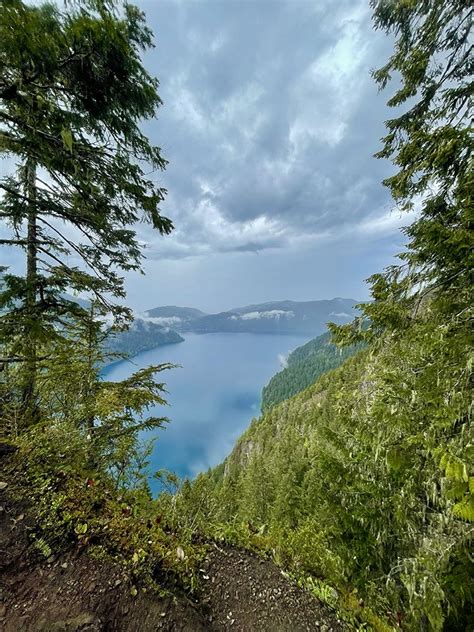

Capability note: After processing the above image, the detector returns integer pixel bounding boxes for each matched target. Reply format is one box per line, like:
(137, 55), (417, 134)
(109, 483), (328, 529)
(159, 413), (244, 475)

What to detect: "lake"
(103, 332), (309, 491)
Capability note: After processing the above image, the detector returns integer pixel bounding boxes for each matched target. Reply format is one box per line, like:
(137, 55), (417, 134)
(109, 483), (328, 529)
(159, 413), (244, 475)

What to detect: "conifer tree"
(0, 0), (172, 422)
(331, 0), (473, 341)
(35, 303), (173, 474)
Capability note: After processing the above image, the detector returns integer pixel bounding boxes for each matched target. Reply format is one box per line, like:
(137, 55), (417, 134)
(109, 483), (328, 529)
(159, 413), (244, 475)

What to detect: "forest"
(0, 0), (472, 631)
(261, 331), (362, 412)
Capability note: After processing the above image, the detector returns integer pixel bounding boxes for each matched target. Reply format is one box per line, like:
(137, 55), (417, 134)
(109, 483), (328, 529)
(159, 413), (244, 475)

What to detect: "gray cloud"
(2, 0), (406, 312)
(134, 0), (397, 262)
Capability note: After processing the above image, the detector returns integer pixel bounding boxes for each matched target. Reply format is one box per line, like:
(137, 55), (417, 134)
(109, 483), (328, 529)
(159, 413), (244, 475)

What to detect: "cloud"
(1, 0), (406, 312)
(138, 315), (183, 327)
(234, 310), (295, 321)
(139, 195), (290, 259)
(131, 0), (397, 262)
(278, 353), (289, 369)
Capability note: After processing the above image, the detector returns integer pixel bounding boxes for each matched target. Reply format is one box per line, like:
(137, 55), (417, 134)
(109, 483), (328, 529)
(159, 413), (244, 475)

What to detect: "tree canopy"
(0, 0), (172, 330)
(331, 0), (473, 343)
(0, 0), (173, 419)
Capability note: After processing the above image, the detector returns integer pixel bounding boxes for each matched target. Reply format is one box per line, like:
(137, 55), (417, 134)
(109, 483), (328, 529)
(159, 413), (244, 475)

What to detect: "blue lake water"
(103, 332), (308, 491)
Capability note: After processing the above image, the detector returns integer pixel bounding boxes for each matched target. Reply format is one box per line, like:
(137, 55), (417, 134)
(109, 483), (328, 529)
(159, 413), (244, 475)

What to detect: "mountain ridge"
(144, 298), (359, 337)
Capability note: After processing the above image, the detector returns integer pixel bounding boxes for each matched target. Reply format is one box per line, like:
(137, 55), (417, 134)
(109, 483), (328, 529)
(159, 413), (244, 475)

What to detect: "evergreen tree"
(331, 0), (473, 342)
(0, 0), (172, 422)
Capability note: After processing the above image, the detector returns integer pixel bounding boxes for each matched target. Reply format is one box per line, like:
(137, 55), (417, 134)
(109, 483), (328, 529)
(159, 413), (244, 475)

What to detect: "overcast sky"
(2, 0), (412, 313)
(129, 0), (411, 312)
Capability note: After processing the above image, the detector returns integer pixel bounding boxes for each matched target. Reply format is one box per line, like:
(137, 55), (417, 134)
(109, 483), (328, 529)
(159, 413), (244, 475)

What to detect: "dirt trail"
(199, 545), (342, 632)
(0, 486), (344, 631)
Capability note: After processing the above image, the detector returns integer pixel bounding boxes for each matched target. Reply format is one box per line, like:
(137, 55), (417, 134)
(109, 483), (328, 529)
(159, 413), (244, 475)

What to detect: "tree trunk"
(22, 157), (39, 425)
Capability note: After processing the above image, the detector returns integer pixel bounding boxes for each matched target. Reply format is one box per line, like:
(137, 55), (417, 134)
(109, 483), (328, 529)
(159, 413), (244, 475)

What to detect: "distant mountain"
(104, 298), (358, 358)
(60, 296), (185, 358)
(144, 306), (207, 328)
(168, 298), (358, 336)
(231, 298), (354, 315)
(59, 297), (185, 357)
(261, 330), (363, 411)
(106, 317), (184, 358)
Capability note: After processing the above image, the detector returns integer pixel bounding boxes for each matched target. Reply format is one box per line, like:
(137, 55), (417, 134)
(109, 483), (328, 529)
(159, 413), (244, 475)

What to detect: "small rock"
(0, 482), (8, 490)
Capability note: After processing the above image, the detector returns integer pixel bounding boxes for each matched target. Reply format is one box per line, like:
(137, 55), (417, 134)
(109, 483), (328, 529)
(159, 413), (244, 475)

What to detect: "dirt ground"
(0, 483), (344, 631)
(199, 544), (343, 632)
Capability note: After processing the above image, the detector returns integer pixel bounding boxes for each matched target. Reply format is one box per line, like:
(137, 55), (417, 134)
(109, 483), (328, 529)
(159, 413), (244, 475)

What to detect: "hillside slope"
(145, 306), (208, 326)
(106, 318), (184, 358)
(180, 307), (473, 631)
(0, 477), (343, 632)
(261, 331), (362, 411)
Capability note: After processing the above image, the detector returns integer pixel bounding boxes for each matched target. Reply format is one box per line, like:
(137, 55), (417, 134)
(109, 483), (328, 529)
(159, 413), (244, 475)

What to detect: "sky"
(1, 0), (413, 313)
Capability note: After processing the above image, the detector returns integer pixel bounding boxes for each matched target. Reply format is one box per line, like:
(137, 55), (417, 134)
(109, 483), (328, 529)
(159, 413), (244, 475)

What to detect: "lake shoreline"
(103, 331), (311, 488)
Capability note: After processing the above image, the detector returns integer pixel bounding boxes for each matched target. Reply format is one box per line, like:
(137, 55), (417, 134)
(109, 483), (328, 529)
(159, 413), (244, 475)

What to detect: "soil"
(0, 481), (345, 631)
(199, 545), (343, 632)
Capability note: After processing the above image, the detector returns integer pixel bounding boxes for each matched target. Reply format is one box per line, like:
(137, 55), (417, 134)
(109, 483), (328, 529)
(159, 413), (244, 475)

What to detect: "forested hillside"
(261, 331), (362, 411)
(178, 296), (473, 630)
(105, 318), (184, 359)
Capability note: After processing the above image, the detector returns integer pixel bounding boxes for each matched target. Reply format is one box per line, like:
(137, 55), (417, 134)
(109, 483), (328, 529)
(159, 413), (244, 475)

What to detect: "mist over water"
(103, 332), (308, 491)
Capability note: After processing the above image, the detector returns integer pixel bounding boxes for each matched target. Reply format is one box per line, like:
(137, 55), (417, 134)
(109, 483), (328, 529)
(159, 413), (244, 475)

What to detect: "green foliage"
(261, 331), (363, 411)
(5, 421), (202, 593)
(180, 303), (473, 630)
(298, 8), (474, 625)
(1, 304), (174, 464)
(330, 0), (473, 347)
(0, 0), (173, 419)
(298, 576), (394, 632)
